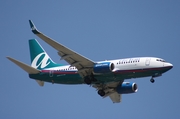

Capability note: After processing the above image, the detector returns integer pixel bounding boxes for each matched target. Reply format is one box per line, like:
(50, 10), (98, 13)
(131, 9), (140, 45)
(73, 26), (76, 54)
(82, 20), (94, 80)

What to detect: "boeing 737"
(7, 20), (173, 103)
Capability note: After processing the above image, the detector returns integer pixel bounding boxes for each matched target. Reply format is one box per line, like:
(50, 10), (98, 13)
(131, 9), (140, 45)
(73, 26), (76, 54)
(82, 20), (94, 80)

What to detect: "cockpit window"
(156, 59), (166, 62)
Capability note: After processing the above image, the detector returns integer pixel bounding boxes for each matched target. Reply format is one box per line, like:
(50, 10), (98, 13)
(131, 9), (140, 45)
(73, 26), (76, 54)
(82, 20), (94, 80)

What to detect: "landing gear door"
(145, 58), (151, 66)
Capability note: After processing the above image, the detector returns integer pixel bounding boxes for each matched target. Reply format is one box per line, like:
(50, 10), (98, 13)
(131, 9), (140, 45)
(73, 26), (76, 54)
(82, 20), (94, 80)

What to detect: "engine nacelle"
(93, 62), (115, 73)
(117, 82), (138, 94)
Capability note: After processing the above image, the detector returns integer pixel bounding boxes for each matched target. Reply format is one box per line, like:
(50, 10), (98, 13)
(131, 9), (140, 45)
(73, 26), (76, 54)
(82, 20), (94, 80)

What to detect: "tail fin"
(29, 39), (63, 69)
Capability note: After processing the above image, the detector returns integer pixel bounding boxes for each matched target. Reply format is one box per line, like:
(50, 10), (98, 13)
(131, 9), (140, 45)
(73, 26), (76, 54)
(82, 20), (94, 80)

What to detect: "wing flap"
(7, 57), (40, 74)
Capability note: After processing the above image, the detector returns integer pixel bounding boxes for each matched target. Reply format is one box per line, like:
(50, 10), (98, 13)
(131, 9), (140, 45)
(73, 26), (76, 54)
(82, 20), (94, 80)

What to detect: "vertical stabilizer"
(29, 39), (63, 69)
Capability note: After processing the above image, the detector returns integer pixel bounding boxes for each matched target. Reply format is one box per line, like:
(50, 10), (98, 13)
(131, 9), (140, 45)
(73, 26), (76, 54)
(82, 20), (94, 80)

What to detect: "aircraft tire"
(98, 90), (105, 97)
(150, 78), (155, 83)
(84, 77), (91, 85)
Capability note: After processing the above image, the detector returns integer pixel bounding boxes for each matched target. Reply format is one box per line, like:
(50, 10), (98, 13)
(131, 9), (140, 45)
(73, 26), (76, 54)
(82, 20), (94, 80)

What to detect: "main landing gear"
(84, 74), (97, 85)
(98, 90), (105, 97)
(84, 73), (106, 97)
(84, 77), (91, 85)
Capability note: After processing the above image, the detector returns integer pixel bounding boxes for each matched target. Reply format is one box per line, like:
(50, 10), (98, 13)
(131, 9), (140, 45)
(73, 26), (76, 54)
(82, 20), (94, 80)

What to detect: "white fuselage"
(45, 57), (173, 73)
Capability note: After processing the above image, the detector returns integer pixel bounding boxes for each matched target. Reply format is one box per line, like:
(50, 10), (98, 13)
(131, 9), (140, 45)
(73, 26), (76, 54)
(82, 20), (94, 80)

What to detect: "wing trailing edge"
(7, 57), (40, 74)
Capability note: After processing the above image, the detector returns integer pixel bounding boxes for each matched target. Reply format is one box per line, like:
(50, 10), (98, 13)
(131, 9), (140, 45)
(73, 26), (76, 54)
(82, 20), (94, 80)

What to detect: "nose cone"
(164, 62), (173, 70)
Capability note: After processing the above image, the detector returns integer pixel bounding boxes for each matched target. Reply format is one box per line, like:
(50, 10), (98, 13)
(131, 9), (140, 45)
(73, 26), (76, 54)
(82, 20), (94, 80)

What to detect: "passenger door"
(145, 58), (151, 66)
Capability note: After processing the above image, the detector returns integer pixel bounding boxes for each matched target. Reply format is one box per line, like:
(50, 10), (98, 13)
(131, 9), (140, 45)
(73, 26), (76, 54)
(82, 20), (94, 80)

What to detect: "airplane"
(6, 20), (173, 103)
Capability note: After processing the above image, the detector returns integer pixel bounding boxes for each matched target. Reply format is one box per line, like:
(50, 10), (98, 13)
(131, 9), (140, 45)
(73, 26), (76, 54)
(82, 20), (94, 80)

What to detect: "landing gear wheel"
(98, 90), (105, 97)
(84, 73), (97, 85)
(90, 73), (97, 82)
(150, 78), (155, 83)
(84, 78), (91, 85)
(91, 78), (97, 82)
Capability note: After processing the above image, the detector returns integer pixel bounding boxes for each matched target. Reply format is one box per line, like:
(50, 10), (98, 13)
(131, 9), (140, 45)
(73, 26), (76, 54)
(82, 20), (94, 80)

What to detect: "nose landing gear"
(150, 78), (155, 83)
(150, 73), (162, 83)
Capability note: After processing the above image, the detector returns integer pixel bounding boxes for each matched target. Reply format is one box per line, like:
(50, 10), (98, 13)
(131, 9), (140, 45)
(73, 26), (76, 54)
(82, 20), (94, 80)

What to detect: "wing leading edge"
(29, 20), (95, 78)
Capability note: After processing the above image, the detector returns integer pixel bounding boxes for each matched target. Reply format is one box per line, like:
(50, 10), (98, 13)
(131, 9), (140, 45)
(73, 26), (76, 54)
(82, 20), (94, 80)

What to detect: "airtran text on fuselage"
(118, 58), (140, 64)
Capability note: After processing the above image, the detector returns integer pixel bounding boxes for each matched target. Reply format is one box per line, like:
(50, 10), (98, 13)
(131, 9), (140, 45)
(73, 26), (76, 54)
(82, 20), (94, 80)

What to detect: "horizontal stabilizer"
(7, 57), (40, 74)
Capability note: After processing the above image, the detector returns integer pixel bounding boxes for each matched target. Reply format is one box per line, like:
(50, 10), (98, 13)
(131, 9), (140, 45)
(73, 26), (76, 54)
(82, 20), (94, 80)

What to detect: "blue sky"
(1, 0), (179, 119)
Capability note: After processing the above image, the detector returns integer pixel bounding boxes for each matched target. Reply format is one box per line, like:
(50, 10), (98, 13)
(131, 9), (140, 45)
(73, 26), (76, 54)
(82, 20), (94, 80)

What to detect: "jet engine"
(93, 62), (114, 73)
(117, 82), (138, 94)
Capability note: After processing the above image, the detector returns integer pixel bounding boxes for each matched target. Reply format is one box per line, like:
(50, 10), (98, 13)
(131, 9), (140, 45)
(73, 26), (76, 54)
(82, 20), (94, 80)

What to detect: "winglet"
(29, 20), (40, 34)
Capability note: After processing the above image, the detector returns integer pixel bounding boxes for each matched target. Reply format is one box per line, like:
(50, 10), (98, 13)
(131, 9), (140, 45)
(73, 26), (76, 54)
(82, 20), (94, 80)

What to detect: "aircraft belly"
(29, 73), (83, 84)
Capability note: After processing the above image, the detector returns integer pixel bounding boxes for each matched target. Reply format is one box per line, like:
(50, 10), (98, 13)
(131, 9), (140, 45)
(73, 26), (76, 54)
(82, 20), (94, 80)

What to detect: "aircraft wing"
(93, 81), (123, 103)
(29, 20), (95, 78)
(109, 92), (121, 103)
